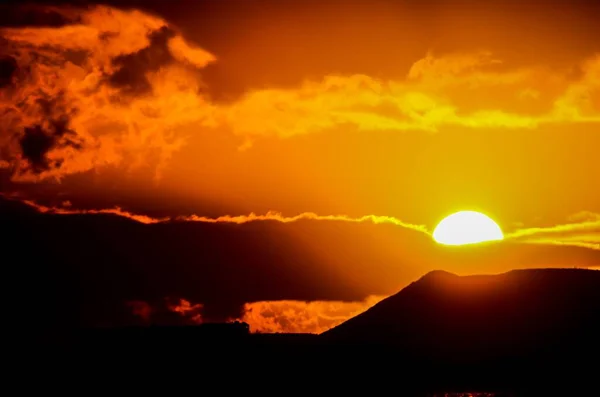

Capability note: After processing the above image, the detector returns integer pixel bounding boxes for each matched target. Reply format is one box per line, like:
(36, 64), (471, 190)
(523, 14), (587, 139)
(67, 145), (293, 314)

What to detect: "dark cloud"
(107, 26), (177, 95)
(18, 98), (82, 173)
(0, 3), (81, 29)
(0, 4), (215, 182)
(20, 125), (62, 172)
(0, 56), (18, 88)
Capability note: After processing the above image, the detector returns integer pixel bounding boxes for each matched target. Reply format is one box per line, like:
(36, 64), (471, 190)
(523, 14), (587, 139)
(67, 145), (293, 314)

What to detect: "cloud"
(19, 197), (169, 224)
(553, 55), (600, 122)
(220, 52), (600, 146)
(7, 193), (600, 252)
(505, 212), (600, 251)
(0, 5), (216, 182)
(220, 71), (539, 143)
(239, 296), (385, 334)
(164, 295), (385, 334)
(168, 298), (203, 324)
(406, 51), (503, 82)
(1, 4), (600, 182)
(10, 194), (429, 233)
(126, 300), (153, 323)
(568, 211), (600, 222)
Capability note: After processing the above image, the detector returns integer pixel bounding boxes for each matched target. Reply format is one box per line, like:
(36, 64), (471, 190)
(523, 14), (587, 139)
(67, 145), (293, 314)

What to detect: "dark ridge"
(31, 267), (597, 395)
(420, 269), (459, 279)
(323, 267), (600, 341)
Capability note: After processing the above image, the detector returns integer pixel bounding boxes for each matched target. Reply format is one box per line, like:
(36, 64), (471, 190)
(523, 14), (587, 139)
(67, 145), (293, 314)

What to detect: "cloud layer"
(1, 5), (600, 181)
(13, 194), (600, 250)
(1, 5), (216, 181)
(6, 193), (600, 255)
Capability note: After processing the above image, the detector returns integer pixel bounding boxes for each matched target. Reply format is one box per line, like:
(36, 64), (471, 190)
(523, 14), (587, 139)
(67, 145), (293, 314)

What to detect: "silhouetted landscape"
(3, 196), (598, 396)
(34, 268), (599, 396)
(3, 1), (600, 395)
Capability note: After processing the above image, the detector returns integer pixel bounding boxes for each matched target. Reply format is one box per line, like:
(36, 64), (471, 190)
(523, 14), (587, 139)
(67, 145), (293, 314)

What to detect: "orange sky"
(1, 1), (599, 333)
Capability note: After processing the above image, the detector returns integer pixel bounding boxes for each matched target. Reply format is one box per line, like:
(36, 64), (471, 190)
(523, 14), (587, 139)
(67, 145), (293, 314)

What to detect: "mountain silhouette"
(324, 268), (600, 347)
(24, 267), (600, 395)
(320, 268), (600, 393)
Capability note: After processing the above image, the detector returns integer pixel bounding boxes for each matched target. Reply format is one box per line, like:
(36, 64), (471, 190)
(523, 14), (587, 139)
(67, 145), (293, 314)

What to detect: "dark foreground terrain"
(27, 268), (600, 396)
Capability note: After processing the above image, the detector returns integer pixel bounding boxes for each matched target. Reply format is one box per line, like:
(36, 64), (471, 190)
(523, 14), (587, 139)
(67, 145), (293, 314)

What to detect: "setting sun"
(433, 211), (504, 246)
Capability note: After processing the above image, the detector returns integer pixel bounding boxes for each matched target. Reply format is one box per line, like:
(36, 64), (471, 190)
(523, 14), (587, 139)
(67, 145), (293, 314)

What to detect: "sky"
(1, 0), (599, 333)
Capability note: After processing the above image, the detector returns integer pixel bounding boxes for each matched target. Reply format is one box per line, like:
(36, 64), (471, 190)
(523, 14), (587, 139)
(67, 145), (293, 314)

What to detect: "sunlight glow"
(433, 211), (504, 246)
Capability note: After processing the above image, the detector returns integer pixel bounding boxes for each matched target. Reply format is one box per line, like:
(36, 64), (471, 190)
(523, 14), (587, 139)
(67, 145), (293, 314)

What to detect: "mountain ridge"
(322, 268), (600, 352)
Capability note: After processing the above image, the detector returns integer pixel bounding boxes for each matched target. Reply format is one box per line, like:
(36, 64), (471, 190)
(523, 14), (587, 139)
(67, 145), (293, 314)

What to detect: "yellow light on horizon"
(433, 211), (504, 246)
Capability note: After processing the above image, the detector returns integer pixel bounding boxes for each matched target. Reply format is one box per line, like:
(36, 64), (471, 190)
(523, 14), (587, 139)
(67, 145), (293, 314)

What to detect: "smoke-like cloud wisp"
(505, 212), (600, 250)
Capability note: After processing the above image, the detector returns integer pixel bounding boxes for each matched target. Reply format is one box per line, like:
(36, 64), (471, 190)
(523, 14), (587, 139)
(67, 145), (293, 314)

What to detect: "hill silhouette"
(321, 268), (600, 393)
(324, 268), (599, 349)
(39, 268), (600, 396)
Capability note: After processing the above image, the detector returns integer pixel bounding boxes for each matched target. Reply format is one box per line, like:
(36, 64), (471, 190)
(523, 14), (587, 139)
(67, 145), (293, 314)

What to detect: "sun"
(432, 211), (504, 246)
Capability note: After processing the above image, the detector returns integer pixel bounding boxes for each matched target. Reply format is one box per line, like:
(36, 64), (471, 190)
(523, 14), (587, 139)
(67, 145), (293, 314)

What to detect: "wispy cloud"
(221, 52), (600, 146)
(10, 194), (429, 233)
(21, 198), (169, 224)
(506, 212), (600, 251)
(7, 194), (600, 251)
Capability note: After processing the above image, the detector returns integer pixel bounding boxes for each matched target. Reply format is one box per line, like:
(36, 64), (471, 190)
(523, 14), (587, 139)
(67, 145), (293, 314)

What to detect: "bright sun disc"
(433, 211), (504, 246)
